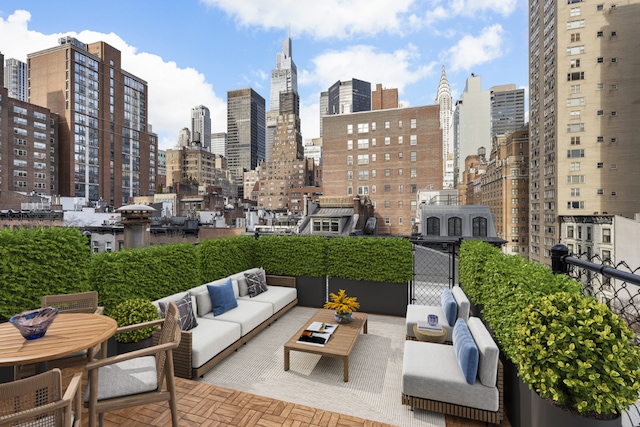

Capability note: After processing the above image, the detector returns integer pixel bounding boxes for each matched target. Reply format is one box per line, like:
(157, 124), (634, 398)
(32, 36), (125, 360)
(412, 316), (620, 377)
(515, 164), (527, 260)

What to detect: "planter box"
(295, 276), (326, 308)
(531, 390), (621, 427)
(116, 336), (153, 355)
(328, 277), (408, 316)
(502, 356), (531, 427)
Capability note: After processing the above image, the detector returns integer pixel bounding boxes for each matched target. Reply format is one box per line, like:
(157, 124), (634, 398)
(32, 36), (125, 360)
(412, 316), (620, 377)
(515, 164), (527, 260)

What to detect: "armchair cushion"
(237, 275), (249, 297)
(245, 271), (268, 297)
(84, 355), (157, 401)
(441, 288), (457, 327)
(159, 293), (198, 331)
(207, 279), (238, 316)
(453, 319), (478, 385)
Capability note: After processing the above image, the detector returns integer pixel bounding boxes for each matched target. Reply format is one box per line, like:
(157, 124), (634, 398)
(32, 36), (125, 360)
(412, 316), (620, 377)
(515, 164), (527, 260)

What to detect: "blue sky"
(0, 0), (528, 151)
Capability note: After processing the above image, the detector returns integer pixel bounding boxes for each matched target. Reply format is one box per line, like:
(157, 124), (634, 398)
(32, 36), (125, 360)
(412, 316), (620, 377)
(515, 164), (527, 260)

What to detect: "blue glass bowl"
(9, 307), (59, 340)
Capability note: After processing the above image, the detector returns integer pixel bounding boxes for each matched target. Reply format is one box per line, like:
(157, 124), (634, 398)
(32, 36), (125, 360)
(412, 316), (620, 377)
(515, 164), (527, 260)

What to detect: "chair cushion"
(159, 293), (198, 331)
(441, 288), (457, 327)
(468, 317), (499, 387)
(453, 318), (478, 384)
(245, 271), (268, 297)
(207, 279), (238, 316)
(193, 289), (212, 317)
(452, 286), (470, 322)
(84, 355), (157, 401)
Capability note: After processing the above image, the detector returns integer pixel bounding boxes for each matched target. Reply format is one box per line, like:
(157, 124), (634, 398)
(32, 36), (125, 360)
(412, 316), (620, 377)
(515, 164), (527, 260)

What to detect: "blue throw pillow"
(207, 279), (238, 316)
(441, 288), (457, 326)
(453, 318), (479, 384)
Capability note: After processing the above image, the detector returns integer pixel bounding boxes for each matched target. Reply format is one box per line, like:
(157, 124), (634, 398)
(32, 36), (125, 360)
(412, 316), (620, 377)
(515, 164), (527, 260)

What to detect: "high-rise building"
(528, 0), (640, 264)
(481, 126), (529, 256)
(178, 128), (190, 147)
(453, 75), (490, 188)
(211, 132), (227, 157)
(266, 33), (298, 163)
(4, 58), (26, 102)
(490, 84), (525, 139)
(227, 88), (265, 199)
(28, 37), (157, 207)
(165, 146), (233, 197)
(435, 65), (455, 189)
(191, 105), (211, 149)
(322, 105), (442, 236)
(319, 79), (371, 137)
(1, 52), (59, 195)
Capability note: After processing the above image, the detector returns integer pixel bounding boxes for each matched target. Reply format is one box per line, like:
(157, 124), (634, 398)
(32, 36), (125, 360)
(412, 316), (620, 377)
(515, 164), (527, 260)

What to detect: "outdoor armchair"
(84, 300), (181, 427)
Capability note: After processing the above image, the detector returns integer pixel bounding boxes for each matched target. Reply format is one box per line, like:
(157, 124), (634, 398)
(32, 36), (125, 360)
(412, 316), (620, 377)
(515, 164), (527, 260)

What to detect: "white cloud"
(422, 0), (517, 28)
(200, 0), (416, 39)
(447, 24), (506, 72)
(0, 10), (225, 151)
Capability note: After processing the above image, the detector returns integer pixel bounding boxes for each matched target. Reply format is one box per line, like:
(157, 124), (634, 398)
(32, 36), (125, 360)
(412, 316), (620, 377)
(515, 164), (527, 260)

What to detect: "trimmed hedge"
(255, 235), (327, 277)
(197, 235), (256, 283)
(89, 243), (200, 315)
(0, 227), (91, 321)
(327, 237), (413, 283)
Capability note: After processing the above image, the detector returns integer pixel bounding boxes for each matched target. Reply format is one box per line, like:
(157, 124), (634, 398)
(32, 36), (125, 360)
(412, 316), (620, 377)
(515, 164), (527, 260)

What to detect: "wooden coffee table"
(284, 309), (367, 382)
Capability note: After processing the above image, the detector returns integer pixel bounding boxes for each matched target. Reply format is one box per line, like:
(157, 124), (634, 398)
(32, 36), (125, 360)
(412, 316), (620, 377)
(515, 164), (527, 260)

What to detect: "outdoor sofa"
(405, 286), (470, 342)
(401, 316), (503, 424)
(153, 268), (297, 379)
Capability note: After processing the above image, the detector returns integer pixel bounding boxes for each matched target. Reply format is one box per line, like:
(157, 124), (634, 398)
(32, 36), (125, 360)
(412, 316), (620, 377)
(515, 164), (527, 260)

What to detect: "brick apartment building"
(322, 105), (443, 236)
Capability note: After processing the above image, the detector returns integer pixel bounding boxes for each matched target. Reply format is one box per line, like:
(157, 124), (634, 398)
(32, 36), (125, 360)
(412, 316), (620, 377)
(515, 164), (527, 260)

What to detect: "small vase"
(334, 311), (353, 324)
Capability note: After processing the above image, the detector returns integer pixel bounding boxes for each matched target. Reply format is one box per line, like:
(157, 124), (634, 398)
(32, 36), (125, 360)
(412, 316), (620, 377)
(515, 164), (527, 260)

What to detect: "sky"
(0, 0), (529, 152)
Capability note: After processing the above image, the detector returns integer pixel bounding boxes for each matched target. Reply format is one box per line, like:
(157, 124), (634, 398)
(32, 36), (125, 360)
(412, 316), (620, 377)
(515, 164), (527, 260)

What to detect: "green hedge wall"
(0, 227), (91, 321)
(255, 235), (328, 277)
(197, 235), (256, 284)
(326, 237), (413, 283)
(458, 240), (582, 362)
(89, 243), (200, 315)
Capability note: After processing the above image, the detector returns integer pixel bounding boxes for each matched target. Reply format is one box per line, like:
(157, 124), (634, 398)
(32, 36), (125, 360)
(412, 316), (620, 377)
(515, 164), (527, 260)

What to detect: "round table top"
(0, 313), (117, 366)
(413, 324), (447, 343)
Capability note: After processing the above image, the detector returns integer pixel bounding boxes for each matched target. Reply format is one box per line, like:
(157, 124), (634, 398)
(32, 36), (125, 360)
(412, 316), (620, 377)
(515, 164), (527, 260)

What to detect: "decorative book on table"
(417, 320), (443, 333)
(296, 322), (338, 346)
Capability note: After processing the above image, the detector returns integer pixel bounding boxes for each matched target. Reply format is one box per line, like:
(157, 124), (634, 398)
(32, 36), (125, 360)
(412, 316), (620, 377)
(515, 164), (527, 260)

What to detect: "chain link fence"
(410, 239), (459, 306)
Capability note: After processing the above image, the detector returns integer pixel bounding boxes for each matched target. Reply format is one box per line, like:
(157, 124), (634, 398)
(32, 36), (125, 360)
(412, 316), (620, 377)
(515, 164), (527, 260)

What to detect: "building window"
(384, 200), (391, 208)
(570, 84), (581, 93)
(410, 200), (417, 212)
(347, 124), (353, 134)
(571, 188), (581, 196)
(602, 250), (611, 261)
(597, 188), (604, 195)
(597, 162), (604, 169)
(611, 111), (617, 116)
(596, 30), (604, 37)
(597, 136), (604, 142)
(570, 59), (581, 68)
(597, 83), (604, 90)
(567, 201), (585, 209)
(410, 135), (417, 145)
(398, 184), (403, 193)
(371, 122), (376, 131)
(570, 6), (581, 15)
(398, 136), (403, 145)
(567, 225), (574, 238)
(347, 186), (353, 195)
(410, 184), (417, 194)
(567, 123), (585, 132)
(357, 186), (369, 195)
(398, 152), (403, 159)
(357, 123), (369, 133)
(410, 152), (417, 162)
(347, 140), (353, 150)
(398, 168), (403, 177)
(384, 217), (390, 225)
(602, 228), (611, 243)
(570, 136), (581, 144)
(347, 171), (353, 180)
(472, 217), (488, 237)
(448, 217), (462, 236)
(384, 168), (391, 177)
(410, 168), (417, 178)
(567, 71), (584, 81)
(426, 217), (440, 236)
(384, 184), (390, 193)
(398, 201), (403, 209)
(398, 217), (403, 225)
(384, 121), (390, 129)
(570, 33), (581, 42)
(410, 118), (417, 129)
(398, 120), (403, 128)
(597, 110), (604, 116)
(611, 137), (617, 143)
(596, 4), (604, 10)
(567, 149), (584, 158)
(597, 57), (604, 63)
(384, 137), (391, 145)
(566, 46), (585, 55)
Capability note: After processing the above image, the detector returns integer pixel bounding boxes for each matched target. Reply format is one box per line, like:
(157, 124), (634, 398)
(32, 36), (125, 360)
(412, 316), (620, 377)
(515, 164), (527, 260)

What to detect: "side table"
(412, 324), (447, 344)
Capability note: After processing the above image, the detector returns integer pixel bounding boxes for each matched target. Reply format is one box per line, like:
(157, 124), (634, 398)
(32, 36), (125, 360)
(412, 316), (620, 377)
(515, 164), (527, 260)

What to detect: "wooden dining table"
(0, 313), (117, 370)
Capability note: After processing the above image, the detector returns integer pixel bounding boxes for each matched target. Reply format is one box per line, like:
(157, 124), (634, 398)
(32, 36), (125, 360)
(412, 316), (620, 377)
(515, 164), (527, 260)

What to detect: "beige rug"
(199, 306), (446, 427)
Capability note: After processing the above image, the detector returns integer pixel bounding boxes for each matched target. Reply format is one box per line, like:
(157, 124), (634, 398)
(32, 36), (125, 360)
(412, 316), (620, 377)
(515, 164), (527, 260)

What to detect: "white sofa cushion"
(452, 286), (470, 322)
(467, 317), (499, 387)
(189, 318), (241, 369)
(200, 299), (272, 337)
(238, 285), (297, 314)
(402, 340), (499, 412)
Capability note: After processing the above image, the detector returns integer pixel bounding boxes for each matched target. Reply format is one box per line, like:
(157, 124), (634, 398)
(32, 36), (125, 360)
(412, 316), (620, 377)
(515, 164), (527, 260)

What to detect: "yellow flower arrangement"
(324, 289), (360, 314)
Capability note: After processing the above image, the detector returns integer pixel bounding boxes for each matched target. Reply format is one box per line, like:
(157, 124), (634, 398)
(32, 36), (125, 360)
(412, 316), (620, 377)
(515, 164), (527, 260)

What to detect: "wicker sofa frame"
(402, 359), (504, 425)
(155, 275), (297, 379)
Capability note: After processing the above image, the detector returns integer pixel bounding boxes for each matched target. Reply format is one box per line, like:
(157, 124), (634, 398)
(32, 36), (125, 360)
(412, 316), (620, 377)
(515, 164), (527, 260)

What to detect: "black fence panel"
(410, 240), (459, 306)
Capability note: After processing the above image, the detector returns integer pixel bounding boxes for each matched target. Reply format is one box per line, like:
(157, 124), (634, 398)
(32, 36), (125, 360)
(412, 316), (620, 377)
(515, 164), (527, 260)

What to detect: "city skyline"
(0, 0), (528, 151)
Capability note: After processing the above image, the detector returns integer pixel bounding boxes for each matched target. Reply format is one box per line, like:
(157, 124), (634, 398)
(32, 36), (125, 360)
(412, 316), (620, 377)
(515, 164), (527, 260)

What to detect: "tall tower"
(319, 79), (372, 137)
(4, 58), (27, 101)
(490, 84), (525, 139)
(435, 65), (455, 189)
(453, 75), (490, 188)
(191, 105), (211, 149)
(266, 31), (298, 162)
(227, 88), (265, 199)
(28, 37), (157, 207)
(528, 0), (640, 264)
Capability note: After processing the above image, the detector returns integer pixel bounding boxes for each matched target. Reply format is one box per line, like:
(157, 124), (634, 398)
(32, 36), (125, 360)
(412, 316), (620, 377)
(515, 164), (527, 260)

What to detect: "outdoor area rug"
(199, 306), (446, 427)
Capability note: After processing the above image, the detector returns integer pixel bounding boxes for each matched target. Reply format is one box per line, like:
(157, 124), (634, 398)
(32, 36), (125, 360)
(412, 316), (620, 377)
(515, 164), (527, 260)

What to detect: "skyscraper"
(266, 32), (298, 163)
(453, 75), (490, 187)
(191, 105), (211, 149)
(28, 37), (157, 207)
(435, 65), (455, 189)
(4, 58), (26, 101)
(528, 0), (640, 264)
(319, 78), (371, 137)
(490, 84), (525, 139)
(227, 88), (265, 199)
(211, 132), (227, 157)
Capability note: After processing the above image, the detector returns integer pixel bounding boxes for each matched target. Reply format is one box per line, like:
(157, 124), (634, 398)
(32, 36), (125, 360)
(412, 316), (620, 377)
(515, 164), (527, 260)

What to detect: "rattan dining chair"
(14, 291), (105, 380)
(0, 368), (82, 427)
(84, 300), (181, 427)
